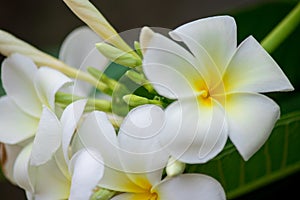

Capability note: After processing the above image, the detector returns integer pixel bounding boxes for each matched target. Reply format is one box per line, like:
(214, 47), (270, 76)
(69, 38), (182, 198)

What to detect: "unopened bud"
(134, 41), (143, 58)
(123, 94), (162, 107)
(96, 43), (142, 68)
(140, 26), (155, 54)
(123, 94), (149, 107)
(125, 70), (145, 85)
(166, 157), (186, 177)
(90, 187), (116, 200)
(125, 70), (155, 93)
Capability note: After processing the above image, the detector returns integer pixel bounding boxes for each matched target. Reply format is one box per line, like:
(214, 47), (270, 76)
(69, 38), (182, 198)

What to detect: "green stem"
(261, 2), (300, 53)
(55, 92), (111, 112)
(48, 59), (111, 95)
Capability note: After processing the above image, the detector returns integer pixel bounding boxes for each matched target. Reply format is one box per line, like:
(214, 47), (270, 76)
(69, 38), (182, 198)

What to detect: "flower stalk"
(261, 2), (300, 53)
(63, 0), (140, 61)
(55, 92), (112, 112)
(0, 30), (110, 94)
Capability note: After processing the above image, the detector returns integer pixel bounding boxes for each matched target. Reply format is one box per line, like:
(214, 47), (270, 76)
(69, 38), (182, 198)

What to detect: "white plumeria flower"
(11, 100), (104, 200)
(0, 53), (71, 145)
(77, 105), (226, 200)
(59, 26), (109, 96)
(140, 16), (294, 163)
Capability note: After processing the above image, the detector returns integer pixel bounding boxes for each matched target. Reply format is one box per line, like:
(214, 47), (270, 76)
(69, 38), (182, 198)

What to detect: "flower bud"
(166, 157), (186, 177)
(96, 43), (142, 68)
(125, 70), (155, 93)
(123, 94), (163, 107)
(90, 187), (116, 200)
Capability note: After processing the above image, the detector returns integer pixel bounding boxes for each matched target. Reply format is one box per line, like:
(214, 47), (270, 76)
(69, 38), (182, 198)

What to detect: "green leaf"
(104, 62), (128, 80)
(185, 111), (300, 199)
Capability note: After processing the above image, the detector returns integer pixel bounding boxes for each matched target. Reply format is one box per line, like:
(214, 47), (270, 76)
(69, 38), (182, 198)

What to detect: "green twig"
(261, 2), (300, 53)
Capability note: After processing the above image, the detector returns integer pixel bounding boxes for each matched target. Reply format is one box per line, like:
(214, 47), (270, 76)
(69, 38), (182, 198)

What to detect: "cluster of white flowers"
(0, 0), (293, 199)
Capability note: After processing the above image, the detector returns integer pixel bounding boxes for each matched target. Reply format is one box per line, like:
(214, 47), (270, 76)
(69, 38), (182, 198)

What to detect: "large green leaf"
(186, 111), (300, 199)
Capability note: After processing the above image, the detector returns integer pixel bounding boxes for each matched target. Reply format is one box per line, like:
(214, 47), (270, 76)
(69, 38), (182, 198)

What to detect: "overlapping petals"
(77, 105), (225, 199)
(11, 100), (104, 200)
(0, 53), (71, 145)
(141, 15), (294, 162)
(161, 99), (228, 163)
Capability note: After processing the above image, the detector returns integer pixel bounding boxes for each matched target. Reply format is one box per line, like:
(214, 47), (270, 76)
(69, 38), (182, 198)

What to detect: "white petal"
(61, 99), (87, 163)
(118, 105), (169, 186)
(77, 111), (118, 168)
(154, 174), (226, 200)
(25, 192), (33, 200)
(160, 98), (228, 164)
(34, 67), (72, 111)
(54, 146), (70, 181)
(30, 106), (61, 166)
(1, 53), (41, 117)
(143, 32), (203, 99)
(69, 148), (104, 200)
(0, 96), (39, 144)
(70, 48), (109, 96)
(0, 143), (22, 184)
(59, 26), (103, 70)
(170, 16), (237, 74)
(77, 111), (142, 192)
(33, 156), (70, 199)
(118, 105), (168, 171)
(59, 26), (109, 96)
(13, 143), (34, 193)
(223, 36), (294, 93)
(226, 92), (280, 160)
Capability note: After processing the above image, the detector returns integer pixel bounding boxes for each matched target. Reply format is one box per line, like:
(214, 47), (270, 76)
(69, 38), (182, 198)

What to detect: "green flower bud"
(96, 43), (142, 68)
(90, 187), (116, 200)
(125, 70), (155, 93)
(123, 94), (162, 107)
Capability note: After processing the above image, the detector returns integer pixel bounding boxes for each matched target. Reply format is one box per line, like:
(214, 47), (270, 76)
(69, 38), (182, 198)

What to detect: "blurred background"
(0, 0), (300, 199)
(0, 0), (275, 55)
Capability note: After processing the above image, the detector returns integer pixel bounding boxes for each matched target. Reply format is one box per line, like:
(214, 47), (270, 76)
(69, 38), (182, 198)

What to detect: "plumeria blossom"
(0, 53), (71, 145)
(11, 100), (104, 200)
(0, 52), (71, 196)
(141, 16), (294, 163)
(0, 26), (108, 184)
(76, 104), (226, 199)
(59, 26), (109, 96)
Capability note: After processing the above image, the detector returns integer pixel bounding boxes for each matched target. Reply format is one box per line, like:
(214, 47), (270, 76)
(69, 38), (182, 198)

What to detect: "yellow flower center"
(193, 80), (212, 106)
(199, 90), (209, 98)
(131, 190), (158, 200)
(149, 192), (158, 200)
(127, 176), (159, 200)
